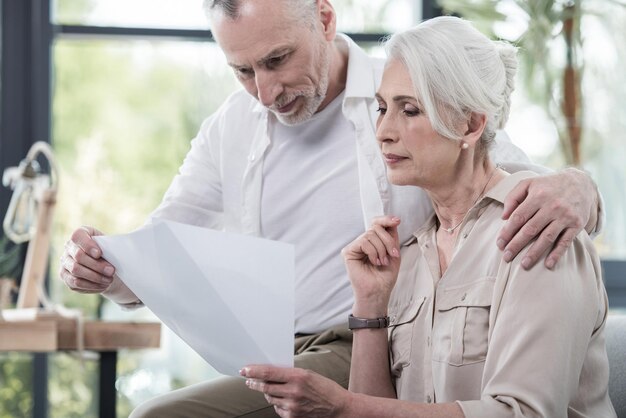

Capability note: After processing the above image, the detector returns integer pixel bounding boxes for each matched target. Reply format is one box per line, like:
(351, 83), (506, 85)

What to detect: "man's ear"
(318, 0), (337, 41)
(462, 112), (487, 147)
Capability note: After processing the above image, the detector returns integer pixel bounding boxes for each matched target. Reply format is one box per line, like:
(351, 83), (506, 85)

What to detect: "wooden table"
(0, 310), (161, 418)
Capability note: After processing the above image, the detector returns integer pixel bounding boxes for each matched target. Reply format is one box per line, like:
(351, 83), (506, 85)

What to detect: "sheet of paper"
(95, 220), (294, 376)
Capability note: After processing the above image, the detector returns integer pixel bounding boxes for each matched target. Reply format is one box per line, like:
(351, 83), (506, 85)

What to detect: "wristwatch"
(348, 314), (390, 330)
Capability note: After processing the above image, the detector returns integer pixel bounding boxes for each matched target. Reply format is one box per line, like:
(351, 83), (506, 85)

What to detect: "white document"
(95, 220), (295, 376)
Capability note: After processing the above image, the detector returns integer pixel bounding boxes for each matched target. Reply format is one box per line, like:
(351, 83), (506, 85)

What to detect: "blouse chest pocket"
(432, 279), (494, 367)
(388, 296), (426, 374)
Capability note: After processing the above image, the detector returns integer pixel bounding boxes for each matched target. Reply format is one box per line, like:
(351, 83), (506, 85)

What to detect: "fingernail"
(383, 257), (389, 266)
(90, 248), (100, 258)
(240, 367), (249, 376)
(521, 257), (532, 269)
(104, 266), (114, 276)
(245, 379), (251, 387)
(546, 258), (555, 269)
(392, 248), (399, 257)
(392, 216), (400, 222)
(376, 258), (381, 266)
(503, 250), (512, 262)
(497, 239), (506, 249)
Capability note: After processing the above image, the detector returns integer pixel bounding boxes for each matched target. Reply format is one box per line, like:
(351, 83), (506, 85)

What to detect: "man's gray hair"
(203, 0), (318, 24)
(384, 16), (518, 148)
(203, 0), (240, 19)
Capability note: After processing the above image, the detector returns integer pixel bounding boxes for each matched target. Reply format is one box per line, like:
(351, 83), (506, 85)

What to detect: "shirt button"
(462, 232), (469, 239)
(427, 336), (431, 346)
(426, 395), (432, 403)
(248, 154), (256, 161)
(460, 293), (467, 301)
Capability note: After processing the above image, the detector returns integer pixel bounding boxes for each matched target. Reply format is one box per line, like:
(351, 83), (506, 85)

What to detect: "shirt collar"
(483, 170), (538, 204)
(338, 33), (382, 100)
(408, 170), (539, 245)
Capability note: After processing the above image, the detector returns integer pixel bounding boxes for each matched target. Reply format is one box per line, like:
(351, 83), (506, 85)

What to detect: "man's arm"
(59, 114), (227, 306)
(496, 167), (600, 269)
(491, 132), (601, 270)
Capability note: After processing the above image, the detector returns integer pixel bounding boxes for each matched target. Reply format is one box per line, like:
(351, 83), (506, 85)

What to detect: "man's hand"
(497, 168), (599, 270)
(59, 226), (115, 293)
(241, 365), (351, 418)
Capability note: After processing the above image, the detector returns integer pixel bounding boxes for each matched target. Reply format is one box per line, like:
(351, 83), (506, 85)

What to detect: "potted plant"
(437, 0), (599, 166)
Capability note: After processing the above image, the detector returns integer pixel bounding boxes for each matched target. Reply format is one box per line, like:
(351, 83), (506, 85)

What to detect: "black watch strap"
(348, 314), (389, 330)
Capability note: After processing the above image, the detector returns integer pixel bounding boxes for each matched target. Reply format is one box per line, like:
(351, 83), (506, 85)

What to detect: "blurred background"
(0, 0), (624, 417)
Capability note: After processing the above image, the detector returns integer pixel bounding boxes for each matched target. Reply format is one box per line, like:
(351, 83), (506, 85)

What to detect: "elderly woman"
(242, 16), (615, 418)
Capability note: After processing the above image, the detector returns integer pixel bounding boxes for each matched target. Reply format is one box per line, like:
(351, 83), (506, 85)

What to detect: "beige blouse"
(387, 171), (616, 417)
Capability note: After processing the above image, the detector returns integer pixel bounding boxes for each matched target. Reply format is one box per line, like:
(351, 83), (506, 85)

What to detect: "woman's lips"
(383, 153), (408, 164)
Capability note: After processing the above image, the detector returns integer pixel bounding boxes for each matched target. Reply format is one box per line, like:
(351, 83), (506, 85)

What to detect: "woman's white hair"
(384, 16), (517, 148)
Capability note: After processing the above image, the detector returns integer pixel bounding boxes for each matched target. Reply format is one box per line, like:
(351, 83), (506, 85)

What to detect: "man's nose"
(255, 71), (283, 107)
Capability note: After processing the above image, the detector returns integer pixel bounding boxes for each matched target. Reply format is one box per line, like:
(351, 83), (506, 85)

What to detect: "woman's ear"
(462, 112), (487, 147)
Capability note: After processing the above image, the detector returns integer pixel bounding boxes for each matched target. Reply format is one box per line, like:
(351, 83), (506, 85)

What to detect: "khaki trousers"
(130, 324), (353, 418)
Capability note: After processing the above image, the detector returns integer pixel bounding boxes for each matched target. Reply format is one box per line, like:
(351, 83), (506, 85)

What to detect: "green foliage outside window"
(0, 354), (32, 418)
(1, 37), (238, 418)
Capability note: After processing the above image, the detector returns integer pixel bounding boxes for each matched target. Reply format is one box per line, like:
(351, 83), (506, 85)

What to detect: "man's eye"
(235, 68), (254, 79)
(376, 107), (387, 115)
(267, 54), (287, 68)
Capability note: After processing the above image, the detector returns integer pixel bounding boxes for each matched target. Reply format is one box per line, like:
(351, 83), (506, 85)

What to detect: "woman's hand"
(342, 216), (401, 317)
(241, 365), (351, 418)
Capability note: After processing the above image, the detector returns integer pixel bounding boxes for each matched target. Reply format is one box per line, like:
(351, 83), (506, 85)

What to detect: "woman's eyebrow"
(391, 95), (417, 103)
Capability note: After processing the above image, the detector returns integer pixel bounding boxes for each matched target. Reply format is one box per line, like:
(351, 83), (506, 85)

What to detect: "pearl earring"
(461, 142), (469, 149)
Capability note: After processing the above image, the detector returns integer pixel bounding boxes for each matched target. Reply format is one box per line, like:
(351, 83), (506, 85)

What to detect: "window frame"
(0, 0), (623, 417)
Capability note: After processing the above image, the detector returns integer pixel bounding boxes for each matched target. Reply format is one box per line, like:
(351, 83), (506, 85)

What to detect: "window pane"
(0, 354), (33, 417)
(582, 5), (626, 259)
(335, 0), (421, 33)
(51, 38), (238, 414)
(53, 0), (421, 32)
(501, 2), (626, 259)
(53, 0), (209, 29)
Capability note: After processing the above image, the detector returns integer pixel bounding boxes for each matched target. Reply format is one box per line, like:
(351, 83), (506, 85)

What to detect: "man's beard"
(270, 46), (331, 126)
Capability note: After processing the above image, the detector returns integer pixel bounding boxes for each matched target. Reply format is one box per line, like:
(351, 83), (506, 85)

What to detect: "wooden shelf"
(0, 320), (57, 351)
(0, 309), (161, 352)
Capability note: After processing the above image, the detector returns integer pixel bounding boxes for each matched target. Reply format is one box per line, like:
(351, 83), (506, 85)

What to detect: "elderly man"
(60, 0), (601, 417)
